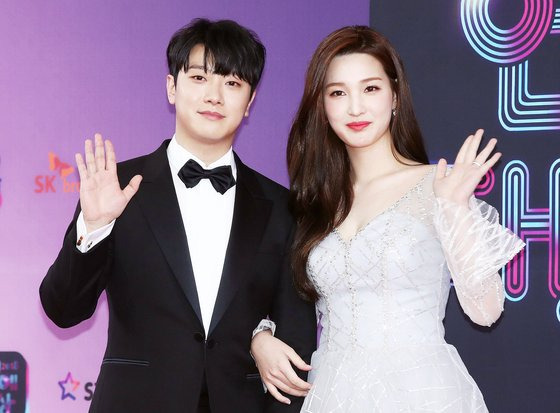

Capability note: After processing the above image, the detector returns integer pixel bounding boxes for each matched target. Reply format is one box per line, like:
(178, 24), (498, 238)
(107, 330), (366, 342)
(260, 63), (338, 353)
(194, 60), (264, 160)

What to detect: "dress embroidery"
(301, 168), (524, 413)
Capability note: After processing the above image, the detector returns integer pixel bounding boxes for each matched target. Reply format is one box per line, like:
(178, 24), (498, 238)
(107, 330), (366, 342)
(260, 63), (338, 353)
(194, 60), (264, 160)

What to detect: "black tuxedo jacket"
(40, 140), (316, 413)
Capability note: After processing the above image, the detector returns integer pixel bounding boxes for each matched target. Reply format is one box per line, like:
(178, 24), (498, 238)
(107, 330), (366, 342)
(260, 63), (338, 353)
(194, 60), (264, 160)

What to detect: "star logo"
(58, 372), (80, 401)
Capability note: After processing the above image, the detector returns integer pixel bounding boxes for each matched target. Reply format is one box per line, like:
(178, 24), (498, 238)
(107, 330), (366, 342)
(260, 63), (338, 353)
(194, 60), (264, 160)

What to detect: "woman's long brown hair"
(288, 26), (429, 301)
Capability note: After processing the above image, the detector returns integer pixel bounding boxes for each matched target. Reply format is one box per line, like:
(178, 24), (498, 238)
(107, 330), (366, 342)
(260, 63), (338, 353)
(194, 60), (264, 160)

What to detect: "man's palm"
(76, 134), (142, 232)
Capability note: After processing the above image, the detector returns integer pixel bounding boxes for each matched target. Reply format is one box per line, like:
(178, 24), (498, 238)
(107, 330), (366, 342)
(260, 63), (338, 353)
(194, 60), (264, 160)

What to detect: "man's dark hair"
(166, 18), (266, 94)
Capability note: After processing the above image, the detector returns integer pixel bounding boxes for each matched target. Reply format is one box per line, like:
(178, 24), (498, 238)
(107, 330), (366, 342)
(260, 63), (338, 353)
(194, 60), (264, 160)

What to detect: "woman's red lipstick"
(346, 121), (371, 131)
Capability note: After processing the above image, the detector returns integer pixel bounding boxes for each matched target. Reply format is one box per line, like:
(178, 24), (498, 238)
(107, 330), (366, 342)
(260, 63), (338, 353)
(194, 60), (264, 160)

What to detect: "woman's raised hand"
(76, 133), (142, 232)
(434, 129), (501, 206)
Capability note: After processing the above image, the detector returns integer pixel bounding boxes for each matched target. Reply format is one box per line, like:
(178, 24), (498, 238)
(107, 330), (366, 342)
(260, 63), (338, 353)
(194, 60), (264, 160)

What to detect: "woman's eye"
(329, 90), (345, 97)
(365, 85), (379, 92)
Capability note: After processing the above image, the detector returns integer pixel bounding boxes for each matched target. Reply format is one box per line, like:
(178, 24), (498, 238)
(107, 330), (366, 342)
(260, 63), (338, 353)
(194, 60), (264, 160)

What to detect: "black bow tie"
(178, 159), (236, 194)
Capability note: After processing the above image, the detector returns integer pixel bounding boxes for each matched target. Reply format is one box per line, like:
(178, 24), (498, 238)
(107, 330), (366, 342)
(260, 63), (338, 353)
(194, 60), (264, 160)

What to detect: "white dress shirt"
(167, 137), (236, 334)
(76, 136), (236, 335)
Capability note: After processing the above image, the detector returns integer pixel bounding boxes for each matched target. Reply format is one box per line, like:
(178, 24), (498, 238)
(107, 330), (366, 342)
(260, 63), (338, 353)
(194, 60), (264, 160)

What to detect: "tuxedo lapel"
(208, 154), (272, 335)
(134, 141), (203, 328)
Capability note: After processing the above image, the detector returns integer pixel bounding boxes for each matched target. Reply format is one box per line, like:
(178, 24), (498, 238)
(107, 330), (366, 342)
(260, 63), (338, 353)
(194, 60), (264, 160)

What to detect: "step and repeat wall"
(371, 0), (559, 411)
(0, 1), (368, 411)
(1, 0), (557, 411)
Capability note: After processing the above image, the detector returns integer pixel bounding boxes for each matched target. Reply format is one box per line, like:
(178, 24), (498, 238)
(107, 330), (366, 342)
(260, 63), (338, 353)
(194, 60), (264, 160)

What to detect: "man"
(40, 18), (316, 412)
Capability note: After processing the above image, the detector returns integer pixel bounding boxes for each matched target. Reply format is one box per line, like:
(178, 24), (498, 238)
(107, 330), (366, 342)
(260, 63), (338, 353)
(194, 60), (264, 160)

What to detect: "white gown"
(301, 169), (524, 413)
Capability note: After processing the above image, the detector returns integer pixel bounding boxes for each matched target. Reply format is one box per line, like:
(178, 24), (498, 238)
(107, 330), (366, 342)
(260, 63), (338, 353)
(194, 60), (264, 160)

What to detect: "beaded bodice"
(307, 172), (449, 352)
(302, 168), (524, 412)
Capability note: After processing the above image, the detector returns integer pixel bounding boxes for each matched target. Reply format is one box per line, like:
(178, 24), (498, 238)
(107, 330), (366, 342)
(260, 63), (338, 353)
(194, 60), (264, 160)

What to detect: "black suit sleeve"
(265, 224), (317, 412)
(39, 204), (113, 328)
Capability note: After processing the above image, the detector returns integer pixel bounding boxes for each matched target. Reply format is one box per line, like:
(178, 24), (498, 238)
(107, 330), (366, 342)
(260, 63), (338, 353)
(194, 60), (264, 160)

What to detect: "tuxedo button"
(193, 332), (204, 343)
(206, 339), (216, 349)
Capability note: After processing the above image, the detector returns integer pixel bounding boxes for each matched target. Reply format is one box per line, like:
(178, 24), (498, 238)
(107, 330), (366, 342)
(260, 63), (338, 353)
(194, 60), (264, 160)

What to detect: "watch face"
(0, 352), (28, 413)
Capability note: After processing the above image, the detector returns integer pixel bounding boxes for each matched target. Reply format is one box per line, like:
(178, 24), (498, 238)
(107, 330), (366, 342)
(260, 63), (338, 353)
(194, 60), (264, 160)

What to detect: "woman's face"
(323, 53), (396, 151)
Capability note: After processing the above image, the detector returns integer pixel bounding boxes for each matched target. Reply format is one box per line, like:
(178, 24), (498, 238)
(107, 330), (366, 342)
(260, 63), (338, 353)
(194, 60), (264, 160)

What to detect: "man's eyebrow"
(187, 64), (207, 71)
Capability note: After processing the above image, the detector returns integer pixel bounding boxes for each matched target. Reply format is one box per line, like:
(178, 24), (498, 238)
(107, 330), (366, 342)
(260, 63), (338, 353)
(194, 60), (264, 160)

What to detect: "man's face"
(167, 44), (255, 153)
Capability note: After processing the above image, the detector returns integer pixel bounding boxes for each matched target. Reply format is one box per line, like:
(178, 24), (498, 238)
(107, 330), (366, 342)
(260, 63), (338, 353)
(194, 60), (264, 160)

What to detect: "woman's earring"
(392, 108), (397, 116)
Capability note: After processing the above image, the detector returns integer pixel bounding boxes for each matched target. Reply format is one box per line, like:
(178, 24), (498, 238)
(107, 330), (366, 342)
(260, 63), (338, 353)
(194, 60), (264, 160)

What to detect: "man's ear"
(244, 91), (257, 117)
(166, 74), (176, 104)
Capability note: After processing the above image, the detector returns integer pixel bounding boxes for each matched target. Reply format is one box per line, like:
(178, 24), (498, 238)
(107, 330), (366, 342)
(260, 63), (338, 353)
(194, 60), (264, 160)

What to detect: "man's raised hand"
(76, 133), (142, 233)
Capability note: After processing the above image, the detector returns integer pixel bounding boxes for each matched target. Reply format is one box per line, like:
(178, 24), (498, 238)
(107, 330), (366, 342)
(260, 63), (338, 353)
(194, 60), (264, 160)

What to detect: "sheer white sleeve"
(434, 196), (525, 326)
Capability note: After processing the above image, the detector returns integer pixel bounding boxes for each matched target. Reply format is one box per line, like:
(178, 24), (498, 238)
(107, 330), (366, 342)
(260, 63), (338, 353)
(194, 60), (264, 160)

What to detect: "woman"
(251, 26), (524, 412)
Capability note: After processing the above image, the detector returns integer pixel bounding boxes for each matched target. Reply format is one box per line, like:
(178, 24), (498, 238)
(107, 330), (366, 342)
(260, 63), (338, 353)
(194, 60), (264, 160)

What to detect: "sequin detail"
(302, 169), (524, 412)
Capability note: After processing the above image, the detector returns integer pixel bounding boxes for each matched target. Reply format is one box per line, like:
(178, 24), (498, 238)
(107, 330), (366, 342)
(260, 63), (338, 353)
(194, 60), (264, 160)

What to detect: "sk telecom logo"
(34, 152), (80, 194)
(461, 0), (560, 131)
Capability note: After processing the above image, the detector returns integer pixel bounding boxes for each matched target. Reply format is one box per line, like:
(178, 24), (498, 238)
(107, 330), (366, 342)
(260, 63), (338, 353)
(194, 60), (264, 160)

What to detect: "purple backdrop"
(0, 1), (369, 410)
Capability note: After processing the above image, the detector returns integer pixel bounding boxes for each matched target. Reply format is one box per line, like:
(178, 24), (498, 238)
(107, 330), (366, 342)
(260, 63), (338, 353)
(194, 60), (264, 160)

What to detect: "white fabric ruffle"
(303, 345), (488, 413)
